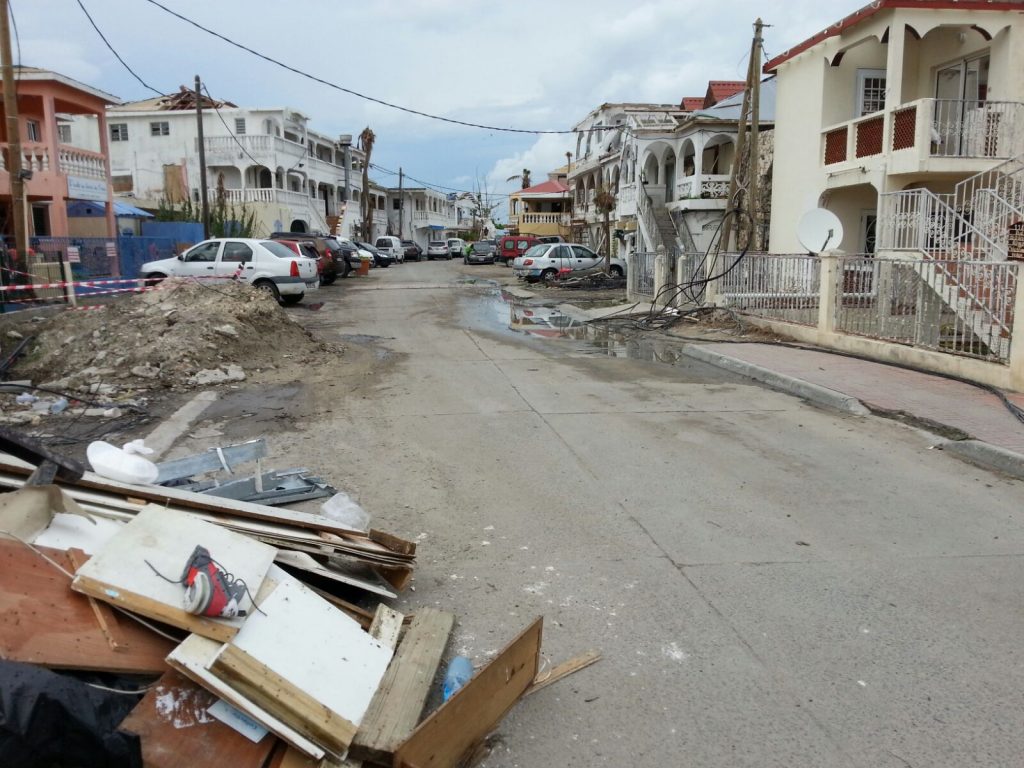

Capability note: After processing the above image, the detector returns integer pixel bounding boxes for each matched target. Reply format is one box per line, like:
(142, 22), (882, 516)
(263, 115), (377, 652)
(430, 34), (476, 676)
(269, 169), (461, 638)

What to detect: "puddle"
(458, 288), (700, 365)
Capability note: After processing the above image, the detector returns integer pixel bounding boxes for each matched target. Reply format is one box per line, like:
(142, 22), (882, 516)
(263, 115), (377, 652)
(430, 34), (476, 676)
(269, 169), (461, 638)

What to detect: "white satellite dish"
(797, 208), (844, 255)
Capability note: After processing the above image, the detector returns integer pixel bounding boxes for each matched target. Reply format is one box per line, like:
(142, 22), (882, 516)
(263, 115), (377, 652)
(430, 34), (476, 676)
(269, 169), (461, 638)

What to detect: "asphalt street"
(244, 260), (1024, 766)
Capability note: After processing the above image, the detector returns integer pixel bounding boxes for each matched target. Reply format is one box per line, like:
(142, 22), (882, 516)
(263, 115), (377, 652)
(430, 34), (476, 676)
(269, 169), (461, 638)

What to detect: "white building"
(386, 187), (462, 248)
(82, 88), (368, 238)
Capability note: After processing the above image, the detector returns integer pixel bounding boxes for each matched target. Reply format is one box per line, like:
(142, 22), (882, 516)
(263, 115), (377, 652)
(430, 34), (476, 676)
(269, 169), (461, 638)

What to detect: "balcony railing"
(0, 142), (51, 173)
(519, 212), (570, 225)
(59, 146), (107, 179)
(676, 175), (731, 199)
(822, 98), (1024, 167)
(212, 187), (311, 207)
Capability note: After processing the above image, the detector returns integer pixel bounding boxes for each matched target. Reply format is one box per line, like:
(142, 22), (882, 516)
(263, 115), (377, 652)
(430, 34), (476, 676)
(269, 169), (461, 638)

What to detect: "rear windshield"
(429, 241), (446, 247)
(260, 240), (298, 259)
(522, 244), (550, 259)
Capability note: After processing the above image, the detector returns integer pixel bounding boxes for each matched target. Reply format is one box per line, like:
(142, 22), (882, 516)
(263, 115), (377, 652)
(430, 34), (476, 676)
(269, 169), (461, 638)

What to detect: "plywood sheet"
(119, 669), (277, 768)
(167, 633), (325, 760)
(394, 618), (543, 768)
(34, 511), (124, 554)
(71, 505), (276, 642)
(0, 540), (173, 673)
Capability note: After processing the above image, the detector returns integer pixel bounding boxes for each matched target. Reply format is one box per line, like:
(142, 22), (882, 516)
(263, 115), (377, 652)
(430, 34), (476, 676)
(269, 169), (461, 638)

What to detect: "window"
(57, 124), (72, 144)
(25, 120), (41, 142)
(222, 242), (253, 263)
(184, 242), (220, 262)
(856, 69), (887, 117)
(110, 123), (128, 142)
(392, 198), (401, 210)
(150, 121), (170, 137)
(234, 118), (246, 135)
(572, 246), (597, 259)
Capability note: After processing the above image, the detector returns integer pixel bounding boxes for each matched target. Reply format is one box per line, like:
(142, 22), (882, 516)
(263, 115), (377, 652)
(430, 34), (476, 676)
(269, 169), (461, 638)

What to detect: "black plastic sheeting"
(0, 660), (142, 768)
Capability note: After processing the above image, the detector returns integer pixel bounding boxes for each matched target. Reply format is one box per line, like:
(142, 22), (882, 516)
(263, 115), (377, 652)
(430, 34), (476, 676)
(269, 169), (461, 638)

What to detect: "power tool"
(179, 545), (248, 618)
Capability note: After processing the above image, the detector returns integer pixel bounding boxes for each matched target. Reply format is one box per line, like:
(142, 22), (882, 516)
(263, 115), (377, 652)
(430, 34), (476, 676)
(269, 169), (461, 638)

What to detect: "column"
(1008, 263), (1024, 390)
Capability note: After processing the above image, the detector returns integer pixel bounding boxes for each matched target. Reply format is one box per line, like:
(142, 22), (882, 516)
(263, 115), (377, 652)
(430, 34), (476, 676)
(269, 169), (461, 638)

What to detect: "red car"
(497, 235), (540, 265)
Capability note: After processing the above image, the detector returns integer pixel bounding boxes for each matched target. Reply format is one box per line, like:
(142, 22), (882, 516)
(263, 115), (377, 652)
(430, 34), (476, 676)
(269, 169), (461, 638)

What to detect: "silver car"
(426, 240), (450, 260)
(512, 243), (625, 282)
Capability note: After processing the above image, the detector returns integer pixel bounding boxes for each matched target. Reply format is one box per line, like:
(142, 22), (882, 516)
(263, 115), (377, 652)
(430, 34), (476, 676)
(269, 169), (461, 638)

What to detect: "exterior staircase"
(878, 152), (1024, 359)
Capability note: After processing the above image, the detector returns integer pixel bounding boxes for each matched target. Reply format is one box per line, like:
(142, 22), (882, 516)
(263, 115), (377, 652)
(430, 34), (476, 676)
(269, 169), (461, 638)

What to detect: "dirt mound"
(12, 279), (333, 394)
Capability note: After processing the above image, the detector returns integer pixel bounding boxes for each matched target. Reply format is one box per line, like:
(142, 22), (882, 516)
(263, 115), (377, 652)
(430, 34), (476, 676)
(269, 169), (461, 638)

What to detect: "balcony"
(58, 146), (107, 180)
(411, 210), (454, 228)
(519, 212), (570, 226)
(215, 187), (311, 208)
(676, 175), (731, 200)
(0, 142), (51, 173)
(821, 99), (1024, 177)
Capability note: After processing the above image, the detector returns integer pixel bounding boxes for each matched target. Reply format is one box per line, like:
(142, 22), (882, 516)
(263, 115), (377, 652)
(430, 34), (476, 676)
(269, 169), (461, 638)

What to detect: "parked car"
(268, 232), (342, 284)
(480, 238), (498, 255)
(374, 236), (404, 264)
(324, 237), (357, 278)
(511, 243), (625, 282)
(498, 235), (540, 265)
(274, 239), (325, 280)
(337, 237), (375, 268)
(464, 241), (496, 265)
(140, 238), (319, 304)
(447, 238), (466, 258)
(426, 240), (450, 260)
(401, 240), (423, 261)
(356, 240), (391, 268)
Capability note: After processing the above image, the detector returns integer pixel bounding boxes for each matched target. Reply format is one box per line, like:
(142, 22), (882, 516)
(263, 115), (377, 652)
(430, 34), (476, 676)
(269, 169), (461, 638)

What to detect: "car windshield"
(260, 240), (297, 259)
(522, 244), (549, 259)
(429, 241), (446, 247)
(472, 243), (490, 252)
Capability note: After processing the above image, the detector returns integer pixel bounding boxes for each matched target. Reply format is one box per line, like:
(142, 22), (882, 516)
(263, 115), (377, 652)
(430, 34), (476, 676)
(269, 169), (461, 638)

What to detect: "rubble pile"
(11, 279), (333, 394)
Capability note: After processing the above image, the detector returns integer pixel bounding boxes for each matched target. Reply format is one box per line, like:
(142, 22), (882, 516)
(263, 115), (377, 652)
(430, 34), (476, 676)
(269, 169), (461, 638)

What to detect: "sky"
(15, 0), (862, 211)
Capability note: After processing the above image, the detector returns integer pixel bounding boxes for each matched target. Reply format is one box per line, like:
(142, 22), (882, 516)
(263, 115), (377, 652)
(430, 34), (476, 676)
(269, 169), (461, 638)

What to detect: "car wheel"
(143, 272), (167, 284)
(321, 273), (337, 286)
(253, 279), (281, 302)
(281, 293), (303, 305)
(541, 268), (558, 282)
(609, 265), (624, 277)
(340, 260), (352, 278)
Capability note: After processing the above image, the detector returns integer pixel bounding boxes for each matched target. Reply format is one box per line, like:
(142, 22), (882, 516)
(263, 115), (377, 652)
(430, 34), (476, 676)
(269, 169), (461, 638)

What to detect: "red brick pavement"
(701, 343), (1024, 455)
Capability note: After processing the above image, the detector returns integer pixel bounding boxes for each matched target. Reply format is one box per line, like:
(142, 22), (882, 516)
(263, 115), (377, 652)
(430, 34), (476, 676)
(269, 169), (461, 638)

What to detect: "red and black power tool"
(179, 545), (248, 618)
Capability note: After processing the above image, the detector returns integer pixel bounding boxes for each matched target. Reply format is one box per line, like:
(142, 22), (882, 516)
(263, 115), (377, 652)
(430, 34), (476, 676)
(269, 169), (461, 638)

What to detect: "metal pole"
(398, 167), (403, 240)
(194, 75), (210, 239)
(0, 0), (27, 265)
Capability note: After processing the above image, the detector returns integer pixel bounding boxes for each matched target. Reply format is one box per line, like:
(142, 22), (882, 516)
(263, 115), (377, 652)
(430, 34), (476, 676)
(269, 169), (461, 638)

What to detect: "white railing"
(202, 134), (308, 163)
(717, 253), (821, 326)
(58, 146), (106, 179)
(0, 142), (50, 173)
(834, 256), (1017, 362)
(931, 100), (1022, 159)
(520, 212), (570, 225)
(878, 187), (1007, 261)
(629, 251), (657, 297)
(636, 186), (663, 253)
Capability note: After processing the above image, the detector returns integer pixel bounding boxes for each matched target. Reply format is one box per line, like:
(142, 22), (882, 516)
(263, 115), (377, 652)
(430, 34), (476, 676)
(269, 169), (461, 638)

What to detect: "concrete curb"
(679, 344), (872, 416)
(941, 439), (1024, 480)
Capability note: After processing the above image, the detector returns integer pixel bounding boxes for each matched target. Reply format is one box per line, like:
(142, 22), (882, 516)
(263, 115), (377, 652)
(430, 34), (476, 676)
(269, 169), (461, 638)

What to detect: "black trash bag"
(0, 660), (142, 768)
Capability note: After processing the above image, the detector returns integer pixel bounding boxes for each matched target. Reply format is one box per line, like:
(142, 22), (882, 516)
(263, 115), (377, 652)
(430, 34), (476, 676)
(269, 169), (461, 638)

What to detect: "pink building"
(0, 67), (119, 241)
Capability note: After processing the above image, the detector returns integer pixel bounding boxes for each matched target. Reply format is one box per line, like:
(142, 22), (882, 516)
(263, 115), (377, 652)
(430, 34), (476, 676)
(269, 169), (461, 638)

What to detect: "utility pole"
(748, 18), (764, 251)
(397, 167), (403, 240)
(0, 0), (27, 267)
(194, 75), (210, 239)
(720, 21), (759, 253)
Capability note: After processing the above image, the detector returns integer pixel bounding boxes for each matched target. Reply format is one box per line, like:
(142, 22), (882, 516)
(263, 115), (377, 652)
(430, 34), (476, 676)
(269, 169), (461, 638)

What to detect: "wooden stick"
(525, 650), (602, 697)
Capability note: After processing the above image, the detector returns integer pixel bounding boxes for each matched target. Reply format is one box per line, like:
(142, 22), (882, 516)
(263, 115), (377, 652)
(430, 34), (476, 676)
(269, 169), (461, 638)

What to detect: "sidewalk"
(680, 340), (1024, 474)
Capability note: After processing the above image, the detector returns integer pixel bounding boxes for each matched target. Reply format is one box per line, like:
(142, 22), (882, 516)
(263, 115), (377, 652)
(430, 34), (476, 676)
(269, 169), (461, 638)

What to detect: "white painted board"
(167, 634), (324, 759)
(206, 699), (269, 743)
(71, 505), (276, 634)
(34, 512), (124, 554)
(221, 574), (394, 726)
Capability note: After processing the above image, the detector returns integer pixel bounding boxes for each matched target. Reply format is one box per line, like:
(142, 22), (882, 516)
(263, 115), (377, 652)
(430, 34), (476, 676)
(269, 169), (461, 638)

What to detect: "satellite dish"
(797, 208), (844, 255)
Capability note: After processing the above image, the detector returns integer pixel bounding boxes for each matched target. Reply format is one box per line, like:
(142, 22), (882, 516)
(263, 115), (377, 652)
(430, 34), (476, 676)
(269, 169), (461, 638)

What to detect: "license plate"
(513, 269), (527, 276)
(305, 281), (319, 291)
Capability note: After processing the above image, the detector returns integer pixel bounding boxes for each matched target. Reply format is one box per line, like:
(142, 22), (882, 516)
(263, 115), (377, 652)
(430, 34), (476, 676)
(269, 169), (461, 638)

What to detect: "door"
(179, 240), (222, 276)
(855, 69), (887, 117)
(934, 55), (990, 156)
(570, 245), (600, 271)
(216, 240), (254, 280)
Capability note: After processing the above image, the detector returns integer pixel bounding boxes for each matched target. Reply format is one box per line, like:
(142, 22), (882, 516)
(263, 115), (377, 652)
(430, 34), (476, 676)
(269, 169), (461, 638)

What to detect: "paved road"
(293, 261), (1023, 767)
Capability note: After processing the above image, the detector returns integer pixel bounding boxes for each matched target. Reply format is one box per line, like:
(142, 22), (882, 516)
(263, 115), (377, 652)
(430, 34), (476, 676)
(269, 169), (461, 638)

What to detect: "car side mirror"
(177, 253), (185, 261)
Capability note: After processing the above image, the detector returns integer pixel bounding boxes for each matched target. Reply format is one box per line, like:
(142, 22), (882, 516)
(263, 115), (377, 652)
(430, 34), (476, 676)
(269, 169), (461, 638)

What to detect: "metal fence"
(118, 236), (184, 278)
(629, 251), (657, 298)
(717, 253), (821, 326)
(834, 257), (1017, 362)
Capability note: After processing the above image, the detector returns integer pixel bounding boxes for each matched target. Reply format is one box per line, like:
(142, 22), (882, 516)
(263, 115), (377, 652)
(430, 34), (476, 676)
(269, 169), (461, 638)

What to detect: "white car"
(512, 243), (625, 282)
(374, 235), (404, 264)
(140, 238), (319, 304)
(426, 240), (450, 260)
(447, 237), (466, 258)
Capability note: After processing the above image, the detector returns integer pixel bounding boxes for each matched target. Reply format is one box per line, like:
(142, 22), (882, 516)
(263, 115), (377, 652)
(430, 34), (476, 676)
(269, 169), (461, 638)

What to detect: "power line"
(369, 163), (514, 200)
(76, 0), (162, 96)
(200, 83), (264, 169)
(141, 0), (577, 135)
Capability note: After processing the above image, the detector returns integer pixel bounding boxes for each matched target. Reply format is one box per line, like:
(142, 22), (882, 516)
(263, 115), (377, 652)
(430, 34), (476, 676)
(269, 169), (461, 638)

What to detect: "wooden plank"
(71, 505), (277, 642)
(65, 548), (129, 652)
(0, 539), (173, 674)
(349, 608), (456, 765)
(119, 669), (278, 768)
(525, 650), (602, 697)
(368, 605), (404, 651)
(167, 633), (325, 760)
(393, 617), (543, 768)
(275, 550), (397, 599)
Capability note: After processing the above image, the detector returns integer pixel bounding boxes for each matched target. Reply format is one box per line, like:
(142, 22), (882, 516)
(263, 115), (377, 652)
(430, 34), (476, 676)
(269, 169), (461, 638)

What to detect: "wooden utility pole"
(748, 18), (764, 251)
(0, 0), (27, 263)
(194, 75), (210, 238)
(397, 167), (404, 240)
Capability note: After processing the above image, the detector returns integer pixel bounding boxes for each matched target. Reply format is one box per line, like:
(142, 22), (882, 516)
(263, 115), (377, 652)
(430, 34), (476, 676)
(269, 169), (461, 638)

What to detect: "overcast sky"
(18, 0), (860, 206)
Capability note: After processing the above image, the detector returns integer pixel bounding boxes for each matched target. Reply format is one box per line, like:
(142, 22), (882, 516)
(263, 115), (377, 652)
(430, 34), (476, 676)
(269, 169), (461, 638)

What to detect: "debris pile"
(11, 279), (333, 395)
(0, 430), (600, 767)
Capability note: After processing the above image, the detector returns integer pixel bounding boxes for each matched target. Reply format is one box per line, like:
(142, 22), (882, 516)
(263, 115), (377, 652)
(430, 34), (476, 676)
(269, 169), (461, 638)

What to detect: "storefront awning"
(66, 200), (154, 218)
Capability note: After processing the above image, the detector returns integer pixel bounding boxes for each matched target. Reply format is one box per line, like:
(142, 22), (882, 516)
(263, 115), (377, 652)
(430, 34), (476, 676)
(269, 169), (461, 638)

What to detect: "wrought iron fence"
(629, 251), (657, 298)
(931, 100), (1022, 159)
(716, 253), (821, 326)
(834, 256), (1017, 362)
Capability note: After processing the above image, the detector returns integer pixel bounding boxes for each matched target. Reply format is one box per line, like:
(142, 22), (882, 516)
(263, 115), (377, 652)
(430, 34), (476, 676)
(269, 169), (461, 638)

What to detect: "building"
(766, 0), (1024, 255)
(80, 88), (368, 238)
(386, 187), (459, 248)
(508, 167), (572, 238)
(0, 67), (119, 241)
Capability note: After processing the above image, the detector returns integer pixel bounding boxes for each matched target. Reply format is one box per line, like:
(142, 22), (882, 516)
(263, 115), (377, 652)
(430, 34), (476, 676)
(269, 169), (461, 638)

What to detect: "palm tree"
(594, 184), (617, 273)
(505, 168), (531, 189)
(358, 126), (376, 239)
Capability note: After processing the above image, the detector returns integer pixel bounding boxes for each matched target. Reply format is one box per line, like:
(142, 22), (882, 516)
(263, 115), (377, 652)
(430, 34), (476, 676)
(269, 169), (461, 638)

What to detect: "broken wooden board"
(525, 649), (602, 697)
(167, 633), (325, 761)
(275, 550), (397, 600)
(350, 608), (455, 765)
(0, 540), (174, 673)
(393, 617), (543, 768)
(0, 484), (91, 542)
(209, 575), (394, 757)
(71, 505), (276, 642)
(119, 669), (278, 768)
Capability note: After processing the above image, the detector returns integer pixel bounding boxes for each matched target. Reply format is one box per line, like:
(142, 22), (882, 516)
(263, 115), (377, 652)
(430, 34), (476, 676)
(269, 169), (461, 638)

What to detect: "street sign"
(67, 246), (80, 264)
